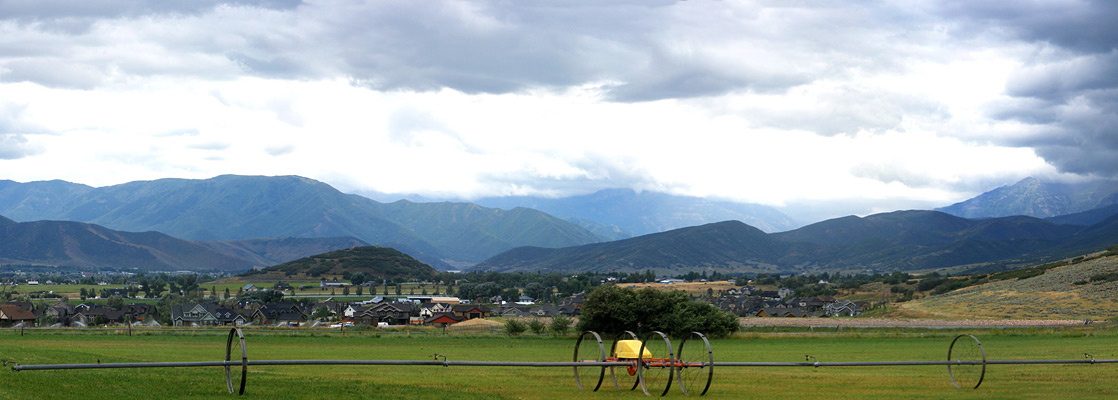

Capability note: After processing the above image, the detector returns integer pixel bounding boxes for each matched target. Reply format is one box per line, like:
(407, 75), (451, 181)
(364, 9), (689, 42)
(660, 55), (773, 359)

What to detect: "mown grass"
(2, 327), (1116, 399)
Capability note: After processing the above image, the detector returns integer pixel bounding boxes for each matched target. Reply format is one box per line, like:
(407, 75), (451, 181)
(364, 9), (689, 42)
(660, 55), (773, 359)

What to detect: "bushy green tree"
(106, 295), (125, 310)
(528, 319), (546, 334)
(504, 319), (527, 336)
(576, 285), (738, 338)
(548, 314), (573, 336)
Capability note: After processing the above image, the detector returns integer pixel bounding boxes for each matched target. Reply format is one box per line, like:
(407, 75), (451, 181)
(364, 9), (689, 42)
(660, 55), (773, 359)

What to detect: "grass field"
(2, 327), (1116, 399)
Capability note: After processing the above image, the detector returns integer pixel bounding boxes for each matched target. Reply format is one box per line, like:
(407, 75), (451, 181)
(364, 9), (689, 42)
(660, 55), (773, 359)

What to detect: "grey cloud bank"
(0, 0), (1115, 217)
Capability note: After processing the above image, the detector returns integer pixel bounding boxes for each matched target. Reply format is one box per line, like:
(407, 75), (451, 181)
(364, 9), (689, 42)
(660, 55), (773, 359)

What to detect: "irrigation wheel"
(574, 331), (606, 391)
(947, 334), (986, 389)
(676, 331), (713, 396)
(225, 327), (247, 395)
(638, 331), (674, 397)
(609, 330), (640, 391)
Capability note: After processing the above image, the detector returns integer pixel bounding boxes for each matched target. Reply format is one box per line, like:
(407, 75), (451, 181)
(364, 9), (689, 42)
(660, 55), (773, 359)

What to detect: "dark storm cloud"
(934, 1), (1118, 177)
(2, 1), (910, 101)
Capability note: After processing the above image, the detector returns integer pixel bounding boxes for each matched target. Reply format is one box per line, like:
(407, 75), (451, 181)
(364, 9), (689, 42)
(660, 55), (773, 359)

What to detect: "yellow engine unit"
(614, 340), (652, 359)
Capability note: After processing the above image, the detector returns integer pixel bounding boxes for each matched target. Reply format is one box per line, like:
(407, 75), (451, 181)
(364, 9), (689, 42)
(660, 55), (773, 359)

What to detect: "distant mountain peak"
(937, 177), (1118, 219)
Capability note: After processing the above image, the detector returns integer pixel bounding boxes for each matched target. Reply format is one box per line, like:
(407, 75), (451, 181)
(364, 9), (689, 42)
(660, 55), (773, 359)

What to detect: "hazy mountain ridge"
(0, 218), (254, 271)
(474, 188), (799, 235)
(0, 175), (604, 267)
(476, 210), (1118, 274)
(937, 177), (1118, 219)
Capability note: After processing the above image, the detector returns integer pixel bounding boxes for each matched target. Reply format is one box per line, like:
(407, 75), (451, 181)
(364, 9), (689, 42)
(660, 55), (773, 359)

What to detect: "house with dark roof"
(73, 306), (126, 325)
(172, 303), (220, 326)
(0, 304), (38, 327)
(123, 303), (159, 322)
(251, 303), (306, 325)
(451, 304), (490, 320)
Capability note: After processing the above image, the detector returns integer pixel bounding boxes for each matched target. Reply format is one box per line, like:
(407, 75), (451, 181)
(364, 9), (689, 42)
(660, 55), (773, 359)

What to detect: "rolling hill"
(242, 246), (437, 281)
(899, 252), (1118, 319)
(0, 218), (254, 271)
(475, 210), (1118, 274)
(479, 220), (789, 274)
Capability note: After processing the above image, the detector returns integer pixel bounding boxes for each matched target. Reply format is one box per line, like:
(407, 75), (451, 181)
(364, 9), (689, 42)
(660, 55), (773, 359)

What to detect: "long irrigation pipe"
(7, 329), (1117, 396)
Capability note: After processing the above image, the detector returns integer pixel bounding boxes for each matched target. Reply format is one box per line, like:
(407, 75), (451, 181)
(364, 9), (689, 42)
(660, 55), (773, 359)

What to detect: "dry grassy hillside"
(900, 254), (1118, 320)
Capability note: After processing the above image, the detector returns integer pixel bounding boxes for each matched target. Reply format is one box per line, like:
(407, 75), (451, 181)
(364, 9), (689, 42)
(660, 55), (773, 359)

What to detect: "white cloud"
(0, 0), (1114, 219)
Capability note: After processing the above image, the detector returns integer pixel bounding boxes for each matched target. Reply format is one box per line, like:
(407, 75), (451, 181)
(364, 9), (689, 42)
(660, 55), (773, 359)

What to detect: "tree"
(79, 288), (88, 301)
(356, 286), (363, 296)
(238, 289), (285, 304)
(224, 288), (231, 299)
(501, 288), (520, 302)
(394, 285), (401, 296)
(504, 319), (527, 336)
(525, 282), (549, 302)
(528, 319), (546, 334)
(576, 285), (739, 338)
(350, 272), (368, 286)
(549, 315), (573, 336)
(311, 306), (332, 321)
(343, 286), (350, 296)
(106, 295), (125, 310)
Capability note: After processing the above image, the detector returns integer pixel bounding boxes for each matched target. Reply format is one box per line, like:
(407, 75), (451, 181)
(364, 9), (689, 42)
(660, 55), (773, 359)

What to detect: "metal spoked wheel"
(225, 327), (247, 395)
(574, 331), (606, 391)
(610, 331), (640, 391)
(676, 331), (713, 396)
(947, 334), (986, 389)
(638, 331), (674, 397)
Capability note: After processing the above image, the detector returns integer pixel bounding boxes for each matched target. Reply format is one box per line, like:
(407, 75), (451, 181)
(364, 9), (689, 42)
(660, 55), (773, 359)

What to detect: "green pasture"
(2, 327), (1116, 399)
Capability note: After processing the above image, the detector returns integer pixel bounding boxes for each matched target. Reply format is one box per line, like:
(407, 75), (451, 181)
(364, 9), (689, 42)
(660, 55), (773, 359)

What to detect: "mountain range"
(3, 174), (1118, 274)
(0, 175), (602, 268)
(473, 188), (799, 236)
(937, 177), (1118, 219)
(475, 209), (1118, 274)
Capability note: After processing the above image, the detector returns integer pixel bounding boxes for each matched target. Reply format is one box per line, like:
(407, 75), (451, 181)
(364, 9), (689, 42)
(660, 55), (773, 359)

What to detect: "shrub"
(527, 319), (546, 334)
(548, 315), (573, 336)
(504, 319), (527, 336)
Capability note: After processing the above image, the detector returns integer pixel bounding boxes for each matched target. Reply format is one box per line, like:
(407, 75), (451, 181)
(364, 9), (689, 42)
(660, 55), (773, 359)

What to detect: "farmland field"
(2, 327), (1116, 399)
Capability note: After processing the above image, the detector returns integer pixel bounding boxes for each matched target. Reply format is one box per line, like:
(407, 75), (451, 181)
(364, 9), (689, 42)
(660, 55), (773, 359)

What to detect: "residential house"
(252, 303), (305, 325)
(0, 304), (38, 326)
(172, 303), (220, 326)
(424, 312), (464, 327)
(74, 306), (126, 325)
(418, 302), (454, 318)
(356, 302), (415, 326)
(122, 303), (159, 322)
(451, 304), (490, 320)
(45, 301), (76, 323)
(824, 300), (862, 317)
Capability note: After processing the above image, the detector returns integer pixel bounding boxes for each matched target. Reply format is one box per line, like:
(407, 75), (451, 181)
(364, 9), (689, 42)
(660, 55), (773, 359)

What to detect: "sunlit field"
(2, 327), (1115, 399)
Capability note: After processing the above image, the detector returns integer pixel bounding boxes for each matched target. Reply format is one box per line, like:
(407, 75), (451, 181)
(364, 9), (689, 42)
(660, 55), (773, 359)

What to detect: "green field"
(2, 328), (1116, 399)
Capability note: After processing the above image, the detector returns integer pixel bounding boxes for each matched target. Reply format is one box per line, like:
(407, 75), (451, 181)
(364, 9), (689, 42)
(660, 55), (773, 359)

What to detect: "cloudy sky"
(1, 0), (1115, 221)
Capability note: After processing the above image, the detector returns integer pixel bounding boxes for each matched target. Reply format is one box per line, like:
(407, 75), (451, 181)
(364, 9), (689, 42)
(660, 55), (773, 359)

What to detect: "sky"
(1, 0), (1116, 221)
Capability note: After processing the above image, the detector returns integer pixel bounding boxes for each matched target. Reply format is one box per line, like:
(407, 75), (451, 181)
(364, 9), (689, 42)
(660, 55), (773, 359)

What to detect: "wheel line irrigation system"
(6, 328), (1116, 396)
